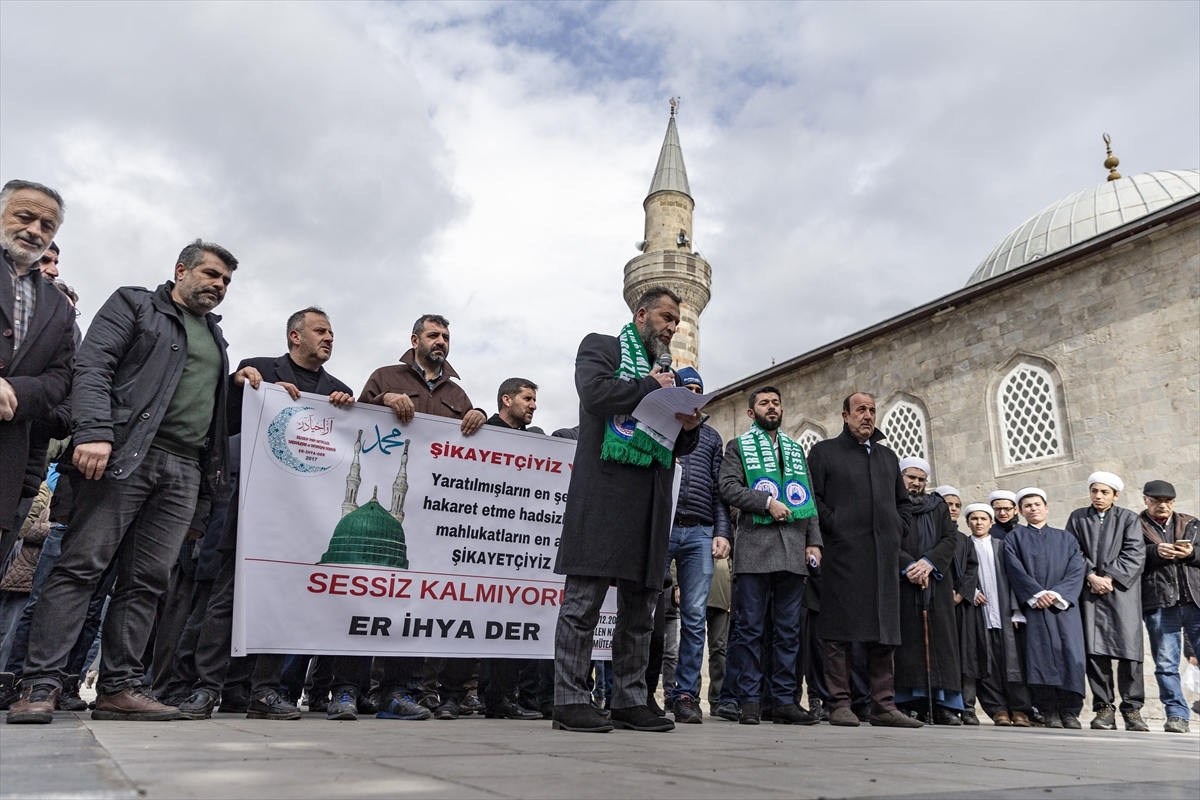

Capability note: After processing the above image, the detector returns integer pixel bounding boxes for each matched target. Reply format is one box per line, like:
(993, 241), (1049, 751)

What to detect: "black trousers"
(1030, 684), (1083, 716)
(966, 627), (1031, 716)
(480, 659), (523, 706)
(1086, 655), (1144, 713)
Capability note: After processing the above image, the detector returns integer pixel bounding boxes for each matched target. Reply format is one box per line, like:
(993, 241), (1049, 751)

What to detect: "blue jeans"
(1144, 603), (1200, 720)
(665, 524), (714, 702)
(734, 571), (805, 707)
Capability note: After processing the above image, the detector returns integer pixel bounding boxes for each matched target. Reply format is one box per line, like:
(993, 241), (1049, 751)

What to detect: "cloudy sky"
(2, 1), (1196, 432)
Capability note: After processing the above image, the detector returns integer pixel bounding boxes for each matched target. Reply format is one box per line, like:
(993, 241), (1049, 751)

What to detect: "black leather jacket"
(67, 281), (229, 527)
(1140, 511), (1200, 612)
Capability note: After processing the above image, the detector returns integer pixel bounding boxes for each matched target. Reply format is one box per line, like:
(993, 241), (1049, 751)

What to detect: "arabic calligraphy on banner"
(232, 384), (617, 660)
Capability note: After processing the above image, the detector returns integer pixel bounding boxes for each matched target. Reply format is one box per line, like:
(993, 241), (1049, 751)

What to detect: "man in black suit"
(552, 287), (703, 734)
(177, 307), (353, 721)
(0, 181), (75, 550)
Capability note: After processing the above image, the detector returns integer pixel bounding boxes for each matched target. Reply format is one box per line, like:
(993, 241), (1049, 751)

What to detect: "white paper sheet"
(631, 386), (717, 444)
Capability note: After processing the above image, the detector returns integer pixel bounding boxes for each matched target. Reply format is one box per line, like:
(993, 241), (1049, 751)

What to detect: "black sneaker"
(416, 691), (440, 711)
(357, 691), (379, 715)
(772, 703), (820, 726)
(1061, 713), (1082, 730)
(377, 690), (432, 720)
(458, 694), (484, 716)
(715, 701), (740, 721)
(1122, 710), (1149, 732)
(306, 690), (330, 714)
(1091, 704), (1117, 730)
(433, 699), (459, 720)
(1164, 716), (1189, 734)
(672, 695), (703, 724)
(0, 672), (19, 710)
(57, 676), (89, 712)
(611, 705), (675, 732)
(178, 689), (219, 720)
(247, 691), (302, 720)
(739, 702), (761, 725)
(327, 688), (358, 721)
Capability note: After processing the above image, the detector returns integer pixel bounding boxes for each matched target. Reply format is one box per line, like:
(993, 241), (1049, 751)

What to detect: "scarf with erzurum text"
(600, 323), (674, 469)
(738, 422), (817, 525)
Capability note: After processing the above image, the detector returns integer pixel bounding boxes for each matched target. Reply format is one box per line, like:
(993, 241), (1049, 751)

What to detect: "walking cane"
(921, 578), (935, 725)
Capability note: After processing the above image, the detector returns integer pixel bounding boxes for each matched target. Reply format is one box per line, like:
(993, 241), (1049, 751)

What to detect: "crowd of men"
(1, 179), (1198, 737)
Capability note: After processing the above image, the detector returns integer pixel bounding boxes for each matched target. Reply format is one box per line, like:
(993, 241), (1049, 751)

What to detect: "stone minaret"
(623, 101), (712, 370)
(342, 430), (363, 517)
(390, 439), (410, 525)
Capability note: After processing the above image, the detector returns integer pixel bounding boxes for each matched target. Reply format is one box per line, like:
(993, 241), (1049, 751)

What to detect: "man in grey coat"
(552, 287), (702, 734)
(1065, 471), (1147, 731)
(719, 386), (821, 726)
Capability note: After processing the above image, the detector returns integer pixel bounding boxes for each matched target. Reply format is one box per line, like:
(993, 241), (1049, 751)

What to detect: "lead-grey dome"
(967, 169), (1200, 285)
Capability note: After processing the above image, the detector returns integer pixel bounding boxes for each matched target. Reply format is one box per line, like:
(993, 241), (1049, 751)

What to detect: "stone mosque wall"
(704, 208), (1200, 524)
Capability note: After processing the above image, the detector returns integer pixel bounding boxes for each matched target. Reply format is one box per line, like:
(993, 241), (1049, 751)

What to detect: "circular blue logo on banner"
(266, 405), (343, 475)
(753, 477), (781, 499)
(608, 415), (637, 441)
(785, 481), (808, 506)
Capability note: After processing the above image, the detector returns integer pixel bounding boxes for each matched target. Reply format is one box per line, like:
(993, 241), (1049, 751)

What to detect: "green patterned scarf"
(600, 323), (674, 469)
(738, 422), (817, 525)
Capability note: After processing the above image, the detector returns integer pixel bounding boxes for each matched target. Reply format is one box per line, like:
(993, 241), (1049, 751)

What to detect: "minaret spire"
(342, 430), (363, 517)
(623, 101), (712, 370)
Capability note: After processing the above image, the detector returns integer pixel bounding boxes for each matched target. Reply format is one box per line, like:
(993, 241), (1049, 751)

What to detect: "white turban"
(989, 490), (1017, 504)
(935, 485), (960, 499)
(898, 456), (931, 476)
(963, 503), (994, 520)
(1016, 487), (1047, 504)
(1088, 471), (1124, 493)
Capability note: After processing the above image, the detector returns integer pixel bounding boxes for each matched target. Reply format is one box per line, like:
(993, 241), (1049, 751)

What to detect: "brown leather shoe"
(6, 684), (59, 724)
(869, 708), (924, 728)
(1011, 711), (1032, 727)
(993, 709), (1012, 726)
(829, 706), (860, 727)
(92, 688), (181, 721)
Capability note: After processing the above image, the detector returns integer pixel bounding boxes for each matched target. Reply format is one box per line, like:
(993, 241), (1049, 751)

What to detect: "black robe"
(554, 333), (698, 589)
(807, 424), (911, 645)
(1004, 524), (1086, 695)
(895, 494), (962, 692)
(952, 531), (981, 677)
(960, 535), (1025, 682)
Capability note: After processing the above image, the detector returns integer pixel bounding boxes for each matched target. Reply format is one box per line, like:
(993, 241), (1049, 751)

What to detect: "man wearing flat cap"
(1138, 480), (1200, 734)
(1065, 472), (1147, 731)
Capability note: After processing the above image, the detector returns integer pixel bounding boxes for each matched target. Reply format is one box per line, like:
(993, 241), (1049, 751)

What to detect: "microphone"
(656, 352), (672, 371)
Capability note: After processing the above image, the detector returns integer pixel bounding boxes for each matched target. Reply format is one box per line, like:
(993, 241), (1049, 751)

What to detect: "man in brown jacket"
(325, 314), (487, 723)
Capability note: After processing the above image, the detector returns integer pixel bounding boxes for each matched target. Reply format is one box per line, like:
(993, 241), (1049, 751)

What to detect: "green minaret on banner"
(318, 433), (411, 569)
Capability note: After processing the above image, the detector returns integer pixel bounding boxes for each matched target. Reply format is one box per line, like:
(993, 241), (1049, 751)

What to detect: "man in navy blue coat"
(1004, 487), (1086, 729)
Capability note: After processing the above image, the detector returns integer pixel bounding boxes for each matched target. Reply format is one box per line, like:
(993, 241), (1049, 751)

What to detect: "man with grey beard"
(8, 239), (238, 724)
(0, 181), (75, 561)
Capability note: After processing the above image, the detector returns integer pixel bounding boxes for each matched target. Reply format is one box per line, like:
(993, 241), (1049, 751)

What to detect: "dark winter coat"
(1140, 511), (1200, 612)
(1066, 505), (1145, 661)
(806, 424), (911, 644)
(1004, 524), (1086, 695)
(66, 282), (229, 531)
(895, 494), (962, 692)
(0, 256), (76, 529)
(677, 423), (732, 541)
(718, 436), (821, 576)
(0, 484), (52, 593)
(554, 332), (699, 589)
(960, 534), (1025, 683)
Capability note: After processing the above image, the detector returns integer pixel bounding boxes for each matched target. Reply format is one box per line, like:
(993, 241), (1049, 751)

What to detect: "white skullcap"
(898, 456), (931, 476)
(1088, 471), (1124, 493)
(1016, 487), (1047, 504)
(989, 490), (1017, 504)
(963, 503), (994, 520)
(935, 485), (960, 499)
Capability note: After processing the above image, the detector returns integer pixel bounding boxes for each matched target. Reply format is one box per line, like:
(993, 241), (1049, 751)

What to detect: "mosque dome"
(319, 499), (409, 569)
(967, 169), (1199, 286)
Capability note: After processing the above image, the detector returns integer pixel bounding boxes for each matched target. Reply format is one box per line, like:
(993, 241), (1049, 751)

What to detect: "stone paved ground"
(1, 711), (1197, 800)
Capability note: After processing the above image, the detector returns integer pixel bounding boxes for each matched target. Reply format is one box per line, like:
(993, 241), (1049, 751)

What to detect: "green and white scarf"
(738, 422), (817, 525)
(600, 323), (674, 469)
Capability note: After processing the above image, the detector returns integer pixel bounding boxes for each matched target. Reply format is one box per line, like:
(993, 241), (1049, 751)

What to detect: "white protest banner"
(232, 383), (617, 659)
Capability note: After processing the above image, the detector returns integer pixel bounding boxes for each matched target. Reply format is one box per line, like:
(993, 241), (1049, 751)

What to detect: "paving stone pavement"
(1, 711), (1197, 799)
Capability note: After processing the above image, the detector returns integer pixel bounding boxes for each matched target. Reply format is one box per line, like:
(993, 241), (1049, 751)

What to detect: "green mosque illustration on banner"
(319, 430), (411, 569)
